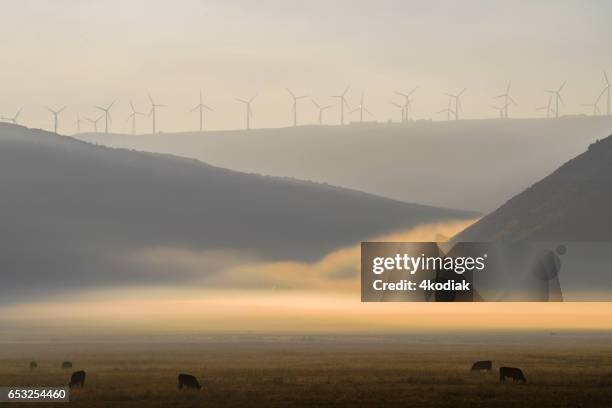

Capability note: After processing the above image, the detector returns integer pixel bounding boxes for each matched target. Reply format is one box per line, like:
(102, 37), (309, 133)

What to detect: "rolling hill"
(0, 123), (474, 302)
(455, 134), (612, 241)
(76, 115), (612, 212)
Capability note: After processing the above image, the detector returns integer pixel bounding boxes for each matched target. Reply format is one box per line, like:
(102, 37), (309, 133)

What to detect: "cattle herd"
(470, 360), (527, 383)
(22, 359), (527, 391)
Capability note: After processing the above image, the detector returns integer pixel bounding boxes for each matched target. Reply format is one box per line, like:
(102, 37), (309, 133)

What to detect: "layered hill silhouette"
(76, 115), (612, 212)
(0, 124), (474, 301)
(455, 134), (612, 241)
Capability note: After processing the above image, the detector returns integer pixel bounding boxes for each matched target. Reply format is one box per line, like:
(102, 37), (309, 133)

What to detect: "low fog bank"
(0, 124), (474, 303)
(77, 116), (612, 212)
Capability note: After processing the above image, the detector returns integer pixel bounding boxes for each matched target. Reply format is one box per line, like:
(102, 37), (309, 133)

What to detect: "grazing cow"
(69, 370), (86, 388)
(29, 361), (38, 369)
(470, 360), (492, 372)
(499, 366), (526, 383)
(61, 361), (73, 369)
(178, 373), (202, 390)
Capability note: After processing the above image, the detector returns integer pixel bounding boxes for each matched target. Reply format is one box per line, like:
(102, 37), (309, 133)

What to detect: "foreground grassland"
(0, 332), (611, 407)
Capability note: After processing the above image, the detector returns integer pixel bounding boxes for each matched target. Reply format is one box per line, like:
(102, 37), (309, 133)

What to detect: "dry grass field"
(1, 332), (611, 407)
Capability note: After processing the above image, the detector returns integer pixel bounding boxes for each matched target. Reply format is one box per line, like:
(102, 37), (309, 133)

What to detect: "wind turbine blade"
(365, 108), (373, 117)
(203, 105), (214, 112)
(148, 94), (154, 105)
(130, 101), (135, 112)
(408, 86), (418, 96)
(191, 105), (199, 112)
(558, 81), (567, 92)
(509, 96), (517, 105)
(390, 102), (402, 108)
(458, 88), (467, 96)
(605, 71), (610, 86)
(342, 86), (350, 96)
(108, 100), (116, 110)
(250, 94), (258, 103)
(350, 108), (359, 113)
(158, 104), (167, 108)
(236, 98), (248, 104)
(506, 81), (512, 93)
(395, 91), (408, 97)
(95, 106), (105, 111)
(286, 88), (295, 99)
(15, 108), (22, 118)
(58, 106), (66, 114)
(311, 99), (320, 109)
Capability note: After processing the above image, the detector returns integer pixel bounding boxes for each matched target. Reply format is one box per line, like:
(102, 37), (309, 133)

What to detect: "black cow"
(499, 366), (526, 383)
(61, 361), (73, 369)
(29, 361), (38, 369)
(178, 373), (202, 390)
(470, 360), (492, 372)
(69, 370), (86, 388)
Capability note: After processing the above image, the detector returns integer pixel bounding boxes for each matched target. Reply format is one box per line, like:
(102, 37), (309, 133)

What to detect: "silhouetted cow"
(69, 370), (86, 388)
(61, 361), (73, 369)
(470, 360), (492, 372)
(29, 361), (38, 369)
(499, 366), (526, 383)
(178, 373), (202, 390)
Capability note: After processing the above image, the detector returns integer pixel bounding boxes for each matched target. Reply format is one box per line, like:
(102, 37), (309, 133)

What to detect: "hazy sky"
(2, 0), (612, 132)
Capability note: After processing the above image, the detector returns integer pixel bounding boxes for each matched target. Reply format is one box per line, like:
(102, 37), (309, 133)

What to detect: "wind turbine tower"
(96, 100), (115, 134)
(351, 93), (373, 123)
(236, 95), (257, 130)
(191, 89), (213, 132)
(312, 100), (333, 125)
(495, 81), (516, 118)
(445, 89), (466, 121)
(599, 72), (611, 116)
(46, 106), (66, 133)
(395, 87), (417, 122)
(85, 114), (104, 133)
(286, 88), (308, 127)
(127, 101), (145, 135)
(148, 94), (167, 135)
(545, 81), (566, 119)
(330, 86), (350, 125)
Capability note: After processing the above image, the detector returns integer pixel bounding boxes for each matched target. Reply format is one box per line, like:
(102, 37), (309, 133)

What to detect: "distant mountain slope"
(76, 116), (612, 212)
(0, 124), (474, 301)
(455, 135), (612, 241)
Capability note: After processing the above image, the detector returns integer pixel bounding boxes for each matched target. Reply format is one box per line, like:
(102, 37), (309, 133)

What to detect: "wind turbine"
(85, 114), (103, 132)
(311, 99), (333, 125)
(148, 94), (167, 134)
(395, 87), (417, 122)
(437, 98), (455, 121)
(583, 92), (603, 116)
(235, 94), (257, 130)
(390, 101), (405, 123)
(350, 93), (373, 123)
(75, 114), (83, 133)
(545, 81), (566, 119)
(46, 106), (66, 133)
(191, 89), (213, 132)
(286, 88), (308, 127)
(598, 72), (611, 116)
(330, 86), (350, 125)
(495, 81), (516, 118)
(445, 89), (466, 121)
(127, 101), (145, 134)
(96, 100), (115, 134)
(1, 108), (22, 124)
